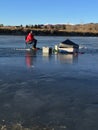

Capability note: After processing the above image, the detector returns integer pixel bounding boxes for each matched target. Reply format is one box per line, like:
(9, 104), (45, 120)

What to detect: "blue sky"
(0, 0), (98, 26)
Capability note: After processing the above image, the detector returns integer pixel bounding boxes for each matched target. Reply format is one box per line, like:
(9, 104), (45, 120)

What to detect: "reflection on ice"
(42, 53), (52, 62)
(25, 51), (36, 68)
(55, 53), (78, 64)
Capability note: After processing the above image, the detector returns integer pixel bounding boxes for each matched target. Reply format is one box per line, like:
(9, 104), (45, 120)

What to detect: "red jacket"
(26, 33), (34, 43)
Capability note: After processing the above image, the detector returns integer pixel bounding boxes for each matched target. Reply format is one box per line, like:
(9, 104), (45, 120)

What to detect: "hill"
(0, 23), (98, 36)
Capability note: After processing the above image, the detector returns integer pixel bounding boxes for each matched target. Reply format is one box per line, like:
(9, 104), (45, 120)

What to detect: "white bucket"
(42, 47), (52, 54)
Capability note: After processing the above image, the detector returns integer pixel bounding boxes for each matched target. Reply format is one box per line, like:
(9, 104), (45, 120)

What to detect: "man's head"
(30, 30), (33, 34)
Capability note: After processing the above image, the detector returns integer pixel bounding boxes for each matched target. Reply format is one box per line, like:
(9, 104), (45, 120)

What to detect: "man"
(25, 31), (37, 49)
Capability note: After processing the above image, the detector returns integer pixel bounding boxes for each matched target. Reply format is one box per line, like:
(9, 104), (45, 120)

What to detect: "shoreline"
(0, 28), (98, 37)
(0, 31), (98, 37)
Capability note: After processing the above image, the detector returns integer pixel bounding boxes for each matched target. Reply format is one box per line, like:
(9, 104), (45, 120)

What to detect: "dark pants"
(26, 39), (37, 48)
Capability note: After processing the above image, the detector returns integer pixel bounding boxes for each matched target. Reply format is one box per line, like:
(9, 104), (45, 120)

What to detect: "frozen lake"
(0, 36), (98, 130)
